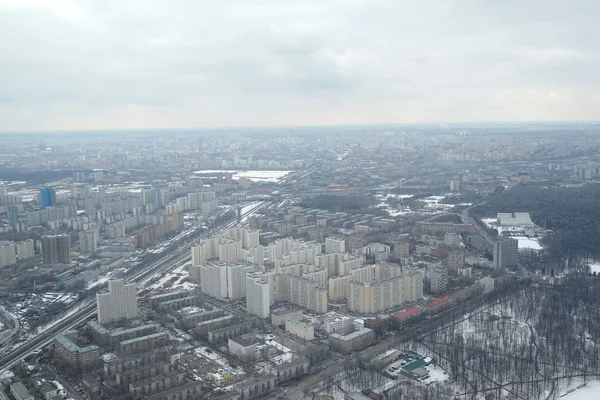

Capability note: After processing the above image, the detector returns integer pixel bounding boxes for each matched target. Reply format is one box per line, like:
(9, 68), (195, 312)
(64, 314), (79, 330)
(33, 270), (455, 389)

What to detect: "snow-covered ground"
(86, 274), (112, 290)
(561, 381), (600, 399)
(587, 262), (600, 274)
(513, 236), (543, 250)
(193, 170), (291, 182)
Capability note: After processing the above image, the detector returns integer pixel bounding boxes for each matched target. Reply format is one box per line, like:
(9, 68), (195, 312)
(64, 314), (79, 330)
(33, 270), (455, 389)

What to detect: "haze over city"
(1, 0), (600, 132)
(3, 2), (600, 400)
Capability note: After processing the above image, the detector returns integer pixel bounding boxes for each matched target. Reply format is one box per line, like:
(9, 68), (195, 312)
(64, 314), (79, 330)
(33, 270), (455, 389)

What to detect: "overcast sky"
(1, 0), (599, 131)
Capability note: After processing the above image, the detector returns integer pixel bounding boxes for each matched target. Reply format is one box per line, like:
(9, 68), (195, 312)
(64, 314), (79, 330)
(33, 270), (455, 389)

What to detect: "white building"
(96, 279), (138, 324)
(496, 212), (534, 236)
(14, 239), (34, 261)
(79, 229), (99, 253)
(246, 273), (272, 318)
(200, 262), (254, 300)
(325, 237), (346, 254)
(347, 266), (423, 314)
(285, 318), (315, 341)
(222, 228), (260, 249)
(0, 241), (17, 268)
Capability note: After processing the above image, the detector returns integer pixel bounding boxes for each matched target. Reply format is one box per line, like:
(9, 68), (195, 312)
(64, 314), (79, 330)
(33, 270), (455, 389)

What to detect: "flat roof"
(10, 382), (32, 399)
(330, 327), (373, 341)
(110, 323), (157, 337)
(119, 331), (168, 346)
(229, 336), (257, 347)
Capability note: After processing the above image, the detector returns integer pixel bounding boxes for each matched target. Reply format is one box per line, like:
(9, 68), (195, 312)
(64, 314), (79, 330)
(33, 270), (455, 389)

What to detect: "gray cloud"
(0, 0), (599, 131)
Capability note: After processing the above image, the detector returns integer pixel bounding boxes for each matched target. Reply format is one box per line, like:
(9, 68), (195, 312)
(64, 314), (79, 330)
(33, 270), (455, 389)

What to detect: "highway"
(0, 305), (19, 348)
(0, 200), (273, 374)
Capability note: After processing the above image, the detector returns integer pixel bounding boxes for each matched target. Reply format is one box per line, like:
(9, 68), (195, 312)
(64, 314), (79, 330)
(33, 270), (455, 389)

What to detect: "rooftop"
(330, 327), (373, 341)
(229, 335), (257, 347)
(145, 381), (204, 400)
(119, 331), (168, 346)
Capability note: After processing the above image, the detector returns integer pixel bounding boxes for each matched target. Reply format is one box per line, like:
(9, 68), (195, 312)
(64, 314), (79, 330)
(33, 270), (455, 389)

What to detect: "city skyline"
(1, 0), (599, 131)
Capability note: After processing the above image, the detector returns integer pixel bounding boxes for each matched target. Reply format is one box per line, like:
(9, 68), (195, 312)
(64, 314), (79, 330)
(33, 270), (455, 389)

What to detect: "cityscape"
(0, 125), (599, 400)
(2, 0), (600, 399)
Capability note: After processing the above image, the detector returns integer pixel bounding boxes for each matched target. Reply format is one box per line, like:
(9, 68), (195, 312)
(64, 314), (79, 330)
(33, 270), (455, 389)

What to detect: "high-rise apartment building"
(325, 237), (346, 254)
(429, 266), (448, 293)
(15, 239), (34, 261)
(394, 241), (410, 258)
(96, 279), (138, 324)
(7, 206), (18, 229)
(40, 187), (56, 208)
(347, 267), (423, 314)
(275, 274), (328, 314)
(79, 229), (99, 253)
(447, 249), (465, 269)
(493, 237), (518, 269)
(246, 273), (271, 318)
(191, 237), (243, 265)
(199, 262), (254, 300)
(42, 234), (71, 264)
(222, 228), (260, 249)
(0, 242), (17, 268)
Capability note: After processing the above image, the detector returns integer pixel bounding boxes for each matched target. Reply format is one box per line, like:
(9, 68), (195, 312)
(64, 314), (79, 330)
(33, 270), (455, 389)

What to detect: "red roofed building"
(426, 295), (453, 315)
(391, 306), (423, 329)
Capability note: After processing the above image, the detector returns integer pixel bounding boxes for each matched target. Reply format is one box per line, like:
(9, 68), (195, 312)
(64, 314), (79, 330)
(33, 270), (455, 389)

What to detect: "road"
(0, 200), (274, 375)
(0, 305), (19, 347)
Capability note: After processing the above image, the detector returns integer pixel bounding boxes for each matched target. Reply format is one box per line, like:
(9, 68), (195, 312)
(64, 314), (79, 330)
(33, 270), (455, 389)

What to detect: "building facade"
(41, 234), (71, 264)
(97, 279), (138, 324)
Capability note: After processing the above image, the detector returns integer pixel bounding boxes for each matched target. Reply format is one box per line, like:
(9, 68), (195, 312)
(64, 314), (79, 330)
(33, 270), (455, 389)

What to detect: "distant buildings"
(449, 180), (461, 192)
(41, 234), (71, 264)
(325, 237), (346, 254)
(39, 187), (56, 209)
(394, 241), (410, 258)
(79, 229), (99, 253)
(493, 237), (518, 269)
(96, 279), (138, 324)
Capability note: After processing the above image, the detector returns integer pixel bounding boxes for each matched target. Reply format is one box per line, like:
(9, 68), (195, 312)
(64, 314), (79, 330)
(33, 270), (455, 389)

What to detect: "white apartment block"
(325, 237), (346, 254)
(96, 279), (138, 324)
(200, 262), (254, 300)
(0, 242), (17, 268)
(275, 274), (328, 314)
(191, 237), (243, 265)
(267, 238), (321, 265)
(285, 319), (315, 341)
(347, 267), (423, 314)
(79, 229), (99, 253)
(429, 265), (449, 293)
(363, 243), (391, 262)
(222, 228), (260, 249)
(328, 275), (351, 301)
(246, 273), (272, 318)
(14, 239), (34, 261)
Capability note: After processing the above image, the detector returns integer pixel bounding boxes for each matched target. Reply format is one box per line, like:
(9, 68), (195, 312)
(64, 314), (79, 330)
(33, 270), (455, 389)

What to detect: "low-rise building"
(234, 375), (277, 400)
(270, 308), (303, 326)
(10, 382), (33, 400)
(228, 336), (258, 363)
(272, 358), (310, 383)
(329, 327), (375, 354)
(285, 319), (315, 341)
